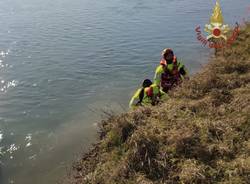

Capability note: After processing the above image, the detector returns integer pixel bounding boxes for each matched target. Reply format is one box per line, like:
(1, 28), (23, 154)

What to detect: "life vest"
(160, 56), (182, 92)
(138, 84), (160, 106)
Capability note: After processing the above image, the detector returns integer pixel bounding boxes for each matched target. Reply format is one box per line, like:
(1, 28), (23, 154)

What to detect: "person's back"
(129, 79), (167, 108)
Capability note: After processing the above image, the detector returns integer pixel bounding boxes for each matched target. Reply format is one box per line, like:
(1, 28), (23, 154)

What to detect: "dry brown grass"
(69, 24), (250, 184)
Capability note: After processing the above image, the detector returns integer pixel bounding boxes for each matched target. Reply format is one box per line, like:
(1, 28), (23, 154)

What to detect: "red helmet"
(161, 48), (174, 57)
(160, 48), (175, 65)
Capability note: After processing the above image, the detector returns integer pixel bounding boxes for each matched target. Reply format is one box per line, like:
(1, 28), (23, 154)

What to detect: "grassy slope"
(70, 24), (250, 184)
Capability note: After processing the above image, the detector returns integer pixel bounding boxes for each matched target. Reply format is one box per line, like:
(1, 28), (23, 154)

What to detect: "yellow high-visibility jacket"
(129, 84), (168, 108)
(154, 59), (187, 86)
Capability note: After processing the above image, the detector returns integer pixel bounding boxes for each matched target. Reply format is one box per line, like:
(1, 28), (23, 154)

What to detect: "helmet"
(161, 48), (174, 57)
(142, 79), (152, 88)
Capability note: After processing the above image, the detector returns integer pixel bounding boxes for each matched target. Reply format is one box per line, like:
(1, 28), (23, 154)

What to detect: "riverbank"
(69, 24), (250, 184)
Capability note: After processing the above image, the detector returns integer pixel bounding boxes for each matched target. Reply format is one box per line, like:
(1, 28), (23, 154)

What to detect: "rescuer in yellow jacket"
(154, 48), (188, 93)
(129, 79), (167, 108)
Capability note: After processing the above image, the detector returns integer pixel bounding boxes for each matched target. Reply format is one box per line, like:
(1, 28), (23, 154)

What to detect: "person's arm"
(159, 89), (169, 101)
(179, 66), (187, 75)
(178, 60), (189, 79)
(154, 65), (164, 86)
(129, 88), (142, 108)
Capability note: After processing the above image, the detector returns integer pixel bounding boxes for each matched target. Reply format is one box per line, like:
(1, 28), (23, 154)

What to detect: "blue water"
(0, 0), (249, 183)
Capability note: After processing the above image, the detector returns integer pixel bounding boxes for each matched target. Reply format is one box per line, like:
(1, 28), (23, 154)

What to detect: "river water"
(0, 0), (249, 183)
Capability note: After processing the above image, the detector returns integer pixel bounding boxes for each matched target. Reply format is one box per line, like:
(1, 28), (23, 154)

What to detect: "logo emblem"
(205, 0), (229, 40)
(195, 0), (240, 49)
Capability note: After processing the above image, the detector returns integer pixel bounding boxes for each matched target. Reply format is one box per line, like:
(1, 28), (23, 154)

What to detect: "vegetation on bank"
(69, 24), (250, 184)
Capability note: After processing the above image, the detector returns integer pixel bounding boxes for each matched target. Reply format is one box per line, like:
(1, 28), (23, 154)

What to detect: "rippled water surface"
(0, 0), (249, 183)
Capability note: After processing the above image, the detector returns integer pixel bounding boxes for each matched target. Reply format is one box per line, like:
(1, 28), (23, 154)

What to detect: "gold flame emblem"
(205, 0), (229, 40)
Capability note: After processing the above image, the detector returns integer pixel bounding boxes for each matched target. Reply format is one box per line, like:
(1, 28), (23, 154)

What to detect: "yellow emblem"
(205, 0), (229, 40)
